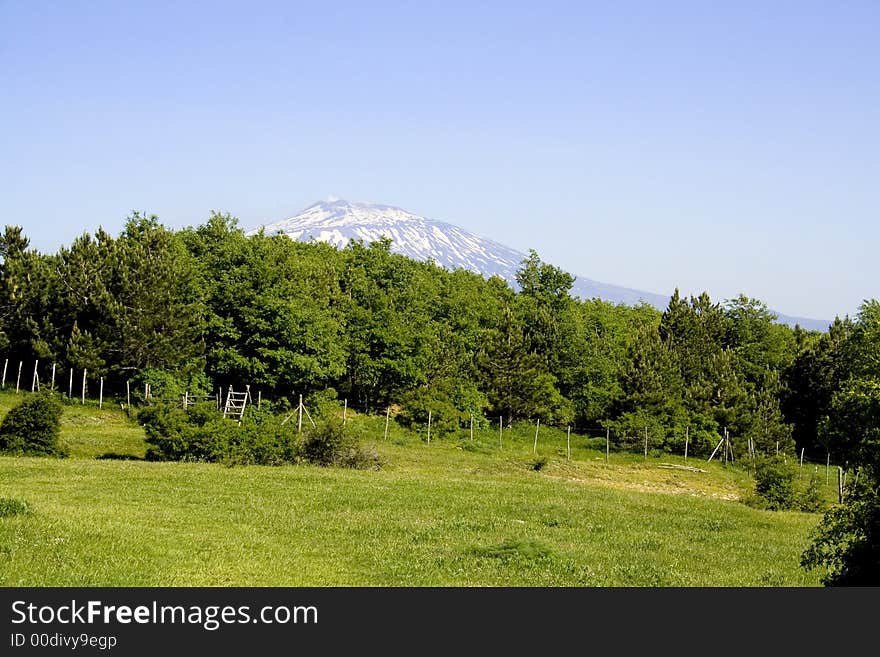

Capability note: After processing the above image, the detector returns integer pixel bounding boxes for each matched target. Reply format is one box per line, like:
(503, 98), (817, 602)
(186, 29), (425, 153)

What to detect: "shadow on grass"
(96, 452), (144, 461)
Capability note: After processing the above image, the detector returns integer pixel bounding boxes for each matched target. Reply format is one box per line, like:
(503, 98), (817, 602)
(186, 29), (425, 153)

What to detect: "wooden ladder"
(222, 385), (250, 424)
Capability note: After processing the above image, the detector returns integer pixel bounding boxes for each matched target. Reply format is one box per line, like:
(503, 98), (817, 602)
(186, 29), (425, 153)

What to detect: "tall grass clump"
(0, 497), (32, 517)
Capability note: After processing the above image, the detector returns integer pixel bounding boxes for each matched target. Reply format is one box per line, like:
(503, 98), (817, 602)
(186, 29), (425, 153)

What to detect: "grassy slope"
(0, 391), (829, 586)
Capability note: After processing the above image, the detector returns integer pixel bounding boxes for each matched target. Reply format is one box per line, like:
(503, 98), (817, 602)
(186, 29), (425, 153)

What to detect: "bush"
(752, 455), (798, 510)
(139, 403), (215, 462)
(223, 406), (299, 466)
(304, 388), (342, 420)
(799, 468), (825, 513)
(0, 392), (66, 457)
(139, 402), (298, 465)
(748, 454), (827, 512)
(397, 387), (464, 439)
(139, 403), (381, 469)
(802, 472), (880, 585)
(610, 414), (666, 454)
(301, 420), (382, 470)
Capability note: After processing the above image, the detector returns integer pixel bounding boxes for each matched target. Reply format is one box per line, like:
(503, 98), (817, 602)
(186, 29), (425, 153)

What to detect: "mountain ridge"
(248, 199), (830, 332)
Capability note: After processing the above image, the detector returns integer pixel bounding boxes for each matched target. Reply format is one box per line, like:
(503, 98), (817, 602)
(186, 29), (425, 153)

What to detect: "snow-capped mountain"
(250, 199), (667, 304)
(253, 199), (527, 282)
(249, 199), (829, 331)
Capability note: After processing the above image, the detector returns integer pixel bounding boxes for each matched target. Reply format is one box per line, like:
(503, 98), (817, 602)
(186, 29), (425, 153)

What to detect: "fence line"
(0, 357), (842, 474)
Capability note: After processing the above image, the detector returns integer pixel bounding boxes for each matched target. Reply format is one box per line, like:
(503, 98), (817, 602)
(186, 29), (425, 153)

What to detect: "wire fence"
(0, 355), (840, 475)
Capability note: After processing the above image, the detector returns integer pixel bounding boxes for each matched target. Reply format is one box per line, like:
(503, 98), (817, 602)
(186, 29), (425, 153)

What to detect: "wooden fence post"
(1, 358), (7, 388)
(82, 369), (87, 404)
(298, 394), (303, 435)
(69, 368), (73, 399)
(126, 380), (131, 412)
(566, 425), (571, 460)
(533, 419), (540, 455)
(50, 363), (56, 390)
(343, 399), (347, 426)
(427, 410), (432, 444)
(31, 360), (38, 392)
(16, 360), (22, 393)
(708, 437), (725, 462)
(384, 407), (390, 440)
(99, 377), (104, 409)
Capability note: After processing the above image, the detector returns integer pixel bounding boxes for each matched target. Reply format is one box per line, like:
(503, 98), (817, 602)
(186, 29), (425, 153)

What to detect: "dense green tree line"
(800, 302), (880, 584)
(0, 213), (872, 463)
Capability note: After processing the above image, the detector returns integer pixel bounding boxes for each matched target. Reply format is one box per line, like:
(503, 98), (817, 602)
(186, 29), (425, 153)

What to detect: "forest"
(0, 212), (876, 467)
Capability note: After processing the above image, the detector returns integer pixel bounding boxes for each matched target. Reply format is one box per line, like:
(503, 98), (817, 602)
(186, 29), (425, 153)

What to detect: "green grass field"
(0, 390), (831, 586)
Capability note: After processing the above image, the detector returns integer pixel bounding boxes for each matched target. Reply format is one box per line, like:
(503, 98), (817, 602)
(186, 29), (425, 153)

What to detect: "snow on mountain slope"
(253, 199), (526, 281)
(248, 199), (829, 331)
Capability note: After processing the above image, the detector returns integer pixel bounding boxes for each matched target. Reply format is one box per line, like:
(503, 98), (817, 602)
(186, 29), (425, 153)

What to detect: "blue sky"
(1, 0), (877, 320)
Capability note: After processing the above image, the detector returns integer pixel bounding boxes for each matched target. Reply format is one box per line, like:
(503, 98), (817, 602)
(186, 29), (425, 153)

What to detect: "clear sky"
(1, 0), (877, 321)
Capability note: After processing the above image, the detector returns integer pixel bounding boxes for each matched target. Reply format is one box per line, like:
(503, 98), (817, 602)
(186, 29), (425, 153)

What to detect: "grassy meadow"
(0, 390), (832, 586)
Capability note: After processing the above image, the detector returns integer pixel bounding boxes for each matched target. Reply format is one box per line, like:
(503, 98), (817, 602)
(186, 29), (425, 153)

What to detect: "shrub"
(397, 387), (464, 439)
(300, 420), (382, 470)
(222, 407), (299, 466)
(798, 468), (825, 513)
(300, 419), (346, 465)
(746, 456), (829, 512)
(610, 413), (666, 454)
(304, 388), (342, 420)
(139, 403), (381, 469)
(139, 402), (298, 465)
(0, 392), (66, 457)
(530, 455), (548, 471)
(752, 454), (798, 510)
(139, 403), (216, 462)
(0, 497), (31, 518)
(801, 472), (880, 585)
